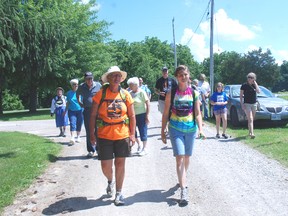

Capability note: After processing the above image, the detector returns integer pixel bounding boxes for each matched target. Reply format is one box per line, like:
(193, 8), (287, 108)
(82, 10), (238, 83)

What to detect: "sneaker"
(106, 182), (114, 197)
(139, 149), (147, 156)
(75, 136), (81, 143)
(179, 187), (189, 205)
(69, 138), (75, 145)
(58, 132), (63, 137)
(216, 134), (220, 138)
(62, 132), (66, 137)
(250, 134), (255, 139)
(137, 146), (142, 154)
(87, 152), (94, 158)
(114, 192), (125, 206)
(222, 134), (229, 139)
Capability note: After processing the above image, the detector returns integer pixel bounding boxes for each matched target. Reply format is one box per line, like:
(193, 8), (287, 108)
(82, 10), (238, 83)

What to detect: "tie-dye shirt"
(169, 87), (199, 133)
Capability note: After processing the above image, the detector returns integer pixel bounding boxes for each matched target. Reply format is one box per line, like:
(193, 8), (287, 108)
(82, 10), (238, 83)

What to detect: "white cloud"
(80, 0), (101, 11)
(180, 9), (258, 62)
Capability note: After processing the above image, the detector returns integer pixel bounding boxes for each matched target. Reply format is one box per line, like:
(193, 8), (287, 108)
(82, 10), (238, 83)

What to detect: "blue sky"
(85, 0), (288, 65)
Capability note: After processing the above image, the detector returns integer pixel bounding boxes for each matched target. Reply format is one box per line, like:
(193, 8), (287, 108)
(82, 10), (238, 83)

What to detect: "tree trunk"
(29, 84), (38, 113)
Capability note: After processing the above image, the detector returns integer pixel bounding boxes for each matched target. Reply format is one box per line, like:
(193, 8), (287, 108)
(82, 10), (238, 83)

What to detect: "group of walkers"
(50, 65), (260, 206)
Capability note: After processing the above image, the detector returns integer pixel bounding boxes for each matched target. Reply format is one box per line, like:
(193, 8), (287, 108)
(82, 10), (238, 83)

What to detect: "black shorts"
(97, 137), (130, 160)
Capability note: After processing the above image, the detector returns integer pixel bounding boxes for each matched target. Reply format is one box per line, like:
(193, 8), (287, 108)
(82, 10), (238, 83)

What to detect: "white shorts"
(158, 100), (165, 114)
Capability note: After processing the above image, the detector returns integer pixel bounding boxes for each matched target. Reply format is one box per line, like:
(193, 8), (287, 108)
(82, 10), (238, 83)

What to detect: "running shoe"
(106, 182), (114, 197)
(222, 134), (229, 139)
(216, 134), (220, 138)
(179, 187), (189, 206)
(114, 192), (125, 206)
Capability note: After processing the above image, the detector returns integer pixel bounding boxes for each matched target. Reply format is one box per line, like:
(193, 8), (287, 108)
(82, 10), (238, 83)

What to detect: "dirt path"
(1, 102), (288, 216)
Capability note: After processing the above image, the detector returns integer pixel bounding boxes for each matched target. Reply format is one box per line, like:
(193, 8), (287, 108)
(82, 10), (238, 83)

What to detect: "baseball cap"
(84, 71), (93, 79)
(162, 66), (168, 71)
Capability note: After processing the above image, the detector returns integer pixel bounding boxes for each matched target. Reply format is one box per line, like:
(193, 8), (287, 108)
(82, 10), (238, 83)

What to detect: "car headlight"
(285, 106), (288, 112)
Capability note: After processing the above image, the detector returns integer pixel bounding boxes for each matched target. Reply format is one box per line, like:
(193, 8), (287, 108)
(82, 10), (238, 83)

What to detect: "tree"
(273, 61), (288, 92)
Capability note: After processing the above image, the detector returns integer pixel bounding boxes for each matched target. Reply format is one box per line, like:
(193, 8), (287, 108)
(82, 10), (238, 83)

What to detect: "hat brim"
(101, 71), (127, 83)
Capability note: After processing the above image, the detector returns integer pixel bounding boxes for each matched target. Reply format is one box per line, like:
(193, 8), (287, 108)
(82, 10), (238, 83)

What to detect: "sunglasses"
(248, 76), (254, 79)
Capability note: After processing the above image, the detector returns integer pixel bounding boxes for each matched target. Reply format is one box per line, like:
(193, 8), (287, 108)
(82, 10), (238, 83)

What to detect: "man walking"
(77, 72), (102, 157)
(198, 74), (211, 120)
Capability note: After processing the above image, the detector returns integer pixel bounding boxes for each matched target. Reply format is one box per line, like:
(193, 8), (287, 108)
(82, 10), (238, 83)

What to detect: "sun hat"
(101, 66), (127, 83)
(70, 79), (79, 85)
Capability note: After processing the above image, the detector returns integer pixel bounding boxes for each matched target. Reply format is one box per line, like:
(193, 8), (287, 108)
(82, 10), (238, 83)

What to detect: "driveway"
(1, 102), (288, 216)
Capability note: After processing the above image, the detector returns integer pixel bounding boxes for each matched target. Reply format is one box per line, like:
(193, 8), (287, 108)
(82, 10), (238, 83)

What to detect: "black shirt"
(240, 83), (257, 104)
(155, 77), (177, 101)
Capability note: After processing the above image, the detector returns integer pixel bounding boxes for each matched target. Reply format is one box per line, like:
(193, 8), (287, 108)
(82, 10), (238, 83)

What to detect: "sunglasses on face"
(248, 76), (254, 79)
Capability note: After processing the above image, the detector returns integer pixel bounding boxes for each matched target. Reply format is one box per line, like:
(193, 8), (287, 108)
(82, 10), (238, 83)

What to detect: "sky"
(84, 0), (288, 65)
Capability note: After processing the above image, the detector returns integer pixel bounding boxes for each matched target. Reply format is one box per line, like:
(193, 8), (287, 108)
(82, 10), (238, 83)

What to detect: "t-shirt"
(92, 87), (134, 140)
(210, 91), (228, 111)
(140, 85), (151, 99)
(155, 77), (177, 101)
(240, 83), (257, 104)
(198, 81), (211, 98)
(77, 81), (102, 108)
(129, 89), (148, 115)
(67, 90), (82, 111)
(169, 87), (199, 133)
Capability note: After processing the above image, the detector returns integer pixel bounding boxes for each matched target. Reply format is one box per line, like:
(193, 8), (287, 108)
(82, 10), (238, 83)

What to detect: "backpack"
(96, 84), (129, 127)
(169, 86), (196, 124)
(54, 95), (64, 107)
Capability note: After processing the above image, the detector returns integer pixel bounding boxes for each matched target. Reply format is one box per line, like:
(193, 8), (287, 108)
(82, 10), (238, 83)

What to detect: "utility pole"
(209, 0), (214, 93)
(172, 17), (177, 70)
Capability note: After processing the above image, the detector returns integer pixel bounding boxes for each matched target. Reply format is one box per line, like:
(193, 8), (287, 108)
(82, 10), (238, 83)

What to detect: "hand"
(145, 117), (150, 124)
(199, 132), (206, 140)
(159, 92), (166, 97)
(161, 130), (167, 144)
(50, 113), (54, 117)
(130, 134), (135, 146)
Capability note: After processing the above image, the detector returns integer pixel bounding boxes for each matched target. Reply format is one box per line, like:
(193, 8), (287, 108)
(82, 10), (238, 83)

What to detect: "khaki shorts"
(244, 103), (257, 112)
(158, 100), (165, 114)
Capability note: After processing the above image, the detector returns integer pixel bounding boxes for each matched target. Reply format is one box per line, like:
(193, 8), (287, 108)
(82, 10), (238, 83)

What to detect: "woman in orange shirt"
(90, 66), (136, 206)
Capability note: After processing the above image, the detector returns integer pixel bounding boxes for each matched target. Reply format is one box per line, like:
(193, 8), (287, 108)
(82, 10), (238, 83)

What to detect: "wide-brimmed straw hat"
(101, 66), (127, 83)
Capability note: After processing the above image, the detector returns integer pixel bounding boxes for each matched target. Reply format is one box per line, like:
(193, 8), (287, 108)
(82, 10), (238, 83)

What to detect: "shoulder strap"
(169, 86), (178, 120)
(192, 88), (195, 125)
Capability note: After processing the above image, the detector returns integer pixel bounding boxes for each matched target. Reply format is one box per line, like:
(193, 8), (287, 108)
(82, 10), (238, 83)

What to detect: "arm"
(127, 103), (136, 144)
(240, 89), (245, 110)
(161, 91), (171, 144)
(195, 98), (206, 139)
(254, 81), (260, 93)
(89, 101), (98, 146)
(50, 98), (55, 117)
(145, 99), (150, 124)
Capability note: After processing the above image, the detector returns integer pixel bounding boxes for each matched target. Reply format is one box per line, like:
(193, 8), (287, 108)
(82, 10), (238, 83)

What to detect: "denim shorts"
(168, 127), (197, 156)
(97, 137), (130, 160)
(214, 107), (227, 116)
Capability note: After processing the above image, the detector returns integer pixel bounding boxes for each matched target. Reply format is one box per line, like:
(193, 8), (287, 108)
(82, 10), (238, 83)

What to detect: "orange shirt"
(92, 87), (134, 140)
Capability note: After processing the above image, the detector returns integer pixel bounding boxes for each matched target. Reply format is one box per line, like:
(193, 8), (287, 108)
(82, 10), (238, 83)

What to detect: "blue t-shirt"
(210, 91), (228, 111)
(67, 90), (82, 111)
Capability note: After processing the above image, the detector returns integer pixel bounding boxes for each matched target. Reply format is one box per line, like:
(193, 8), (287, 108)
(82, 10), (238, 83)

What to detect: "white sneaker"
(75, 136), (81, 143)
(139, 149), (147, 156)
(69, 138), (75, 145)
(87, 152), (94, 158)
(137, 146), (142, 154)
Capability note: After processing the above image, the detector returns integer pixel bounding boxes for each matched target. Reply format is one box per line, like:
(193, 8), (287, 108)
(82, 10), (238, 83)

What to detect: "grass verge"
(0, 132), (62, 213)
(0, 109), (51, 121)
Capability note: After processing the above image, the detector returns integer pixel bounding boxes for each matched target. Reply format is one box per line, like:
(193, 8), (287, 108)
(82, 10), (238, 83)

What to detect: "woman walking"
(161, 65), (205, 205)
(240, 72), (260, 138)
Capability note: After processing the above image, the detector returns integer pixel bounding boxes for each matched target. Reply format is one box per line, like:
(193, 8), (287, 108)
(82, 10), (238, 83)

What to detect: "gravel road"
(1, 101), (288, 216)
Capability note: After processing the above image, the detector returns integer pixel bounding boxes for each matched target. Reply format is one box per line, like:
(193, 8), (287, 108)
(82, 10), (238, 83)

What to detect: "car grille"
(266, 107), (282, 113)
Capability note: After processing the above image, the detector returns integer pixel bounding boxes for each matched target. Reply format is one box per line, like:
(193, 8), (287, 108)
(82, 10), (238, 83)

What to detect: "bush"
(2, 89), (24, 111)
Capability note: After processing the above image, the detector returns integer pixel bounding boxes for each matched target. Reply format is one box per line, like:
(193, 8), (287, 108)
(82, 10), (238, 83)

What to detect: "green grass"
(0, 132), (62, 214)
(278, 91), (288, 100)
(0, 109), (51, 121)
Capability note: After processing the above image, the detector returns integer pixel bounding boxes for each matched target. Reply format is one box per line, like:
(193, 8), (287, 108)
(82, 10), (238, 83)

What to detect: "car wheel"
(231, 107), (240, 127)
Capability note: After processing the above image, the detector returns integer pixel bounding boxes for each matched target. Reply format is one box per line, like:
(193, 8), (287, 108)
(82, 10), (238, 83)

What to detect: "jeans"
(83, 107), (95, 153)
(202, 98), (209, 119)
(135, 113), (148, 141)
(68, 110), (83, 131)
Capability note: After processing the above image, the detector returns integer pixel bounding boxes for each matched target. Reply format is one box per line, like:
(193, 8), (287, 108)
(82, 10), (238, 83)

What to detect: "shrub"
(2, 89), (24, 111)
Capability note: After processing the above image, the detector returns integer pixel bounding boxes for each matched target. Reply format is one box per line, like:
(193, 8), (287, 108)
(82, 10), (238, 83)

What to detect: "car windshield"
(231, 86), (274, 98)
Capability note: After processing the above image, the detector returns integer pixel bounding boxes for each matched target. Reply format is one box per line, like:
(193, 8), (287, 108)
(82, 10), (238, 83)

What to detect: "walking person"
(240, 72), (260, 139)
(155, 66), (177, 134)
(127, 77), (150, 156)
(77, 72), (102, 157)
(64, 79), (83, 145)
(50, 87), (68, 137)
(210, 82), (229, 139)
(161, 65), (205, 205)
(139, 77), (151, 100)
(89, 66), (136, 206)
(198, 74), (211, 120)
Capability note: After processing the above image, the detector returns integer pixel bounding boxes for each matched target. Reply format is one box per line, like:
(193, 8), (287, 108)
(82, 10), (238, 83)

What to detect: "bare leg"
(176, 156), (187, 188)
(215, 115), (221, 134)
(221, 113), (227, 134)
(114, 157), (126, 192)
(101, 160), (113, 182)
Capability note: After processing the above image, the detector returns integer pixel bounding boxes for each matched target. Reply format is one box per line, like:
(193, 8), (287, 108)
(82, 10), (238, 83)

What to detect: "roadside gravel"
(1, 101), (288, 216)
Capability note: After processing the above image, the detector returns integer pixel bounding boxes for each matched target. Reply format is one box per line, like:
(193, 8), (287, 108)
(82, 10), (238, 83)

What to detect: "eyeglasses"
(111, 74), (122, 78)
(72, 84), (78, 86)
(217, 85), (222, 88)
(248, 76), (254, 79)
